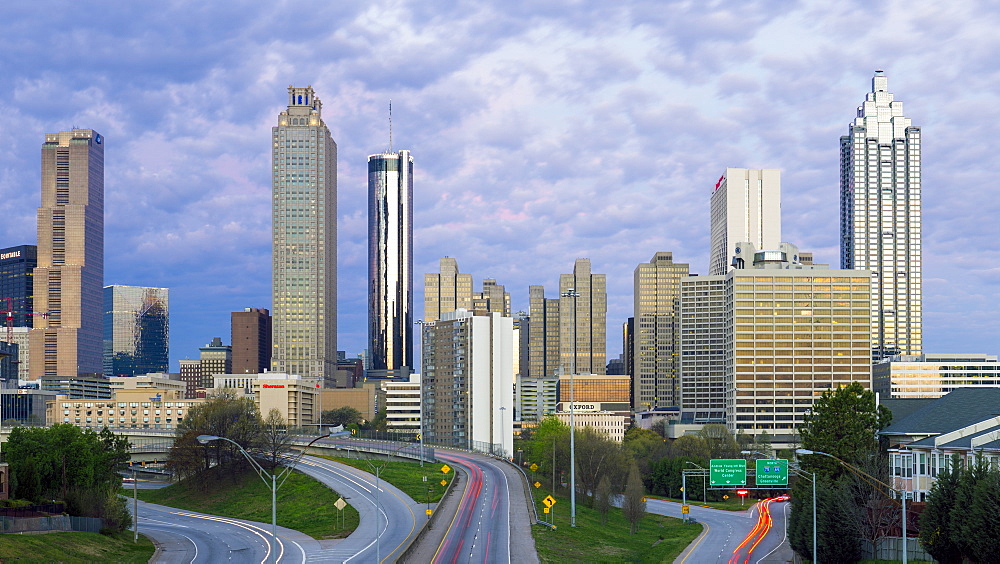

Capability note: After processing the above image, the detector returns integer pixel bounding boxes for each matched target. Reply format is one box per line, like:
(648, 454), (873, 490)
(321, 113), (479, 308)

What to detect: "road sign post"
(710, 459), (747, 486)
(754, 459), (789, 486)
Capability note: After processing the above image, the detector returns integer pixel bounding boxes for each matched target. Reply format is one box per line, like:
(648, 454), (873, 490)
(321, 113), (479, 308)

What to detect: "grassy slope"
(135, 467), (358, 539)
(0, 531), (155, 563)
(530, 487), (702, 563)
(316, 455), (453, 504)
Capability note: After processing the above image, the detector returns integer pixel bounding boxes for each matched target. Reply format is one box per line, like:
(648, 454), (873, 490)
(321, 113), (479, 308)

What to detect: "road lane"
(642, 498), (756, 564)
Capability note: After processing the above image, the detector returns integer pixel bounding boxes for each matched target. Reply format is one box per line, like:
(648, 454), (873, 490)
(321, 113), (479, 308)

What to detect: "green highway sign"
(710, 459), (747, 486)
(755, 459), (789, 486)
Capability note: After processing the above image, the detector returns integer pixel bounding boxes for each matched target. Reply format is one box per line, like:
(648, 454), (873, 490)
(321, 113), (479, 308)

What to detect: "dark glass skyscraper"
(103, 285), (169, 377)
(368, 150), (413, 374)
(0, 245), (38, 326)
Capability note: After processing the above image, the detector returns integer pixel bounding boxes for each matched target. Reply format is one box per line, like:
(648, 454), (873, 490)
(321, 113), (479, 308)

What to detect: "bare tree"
(257, 408), (295, 471)
(594, 474), (612, 525)
(575, 427), (623, 506)
(622, 463), (646, 534)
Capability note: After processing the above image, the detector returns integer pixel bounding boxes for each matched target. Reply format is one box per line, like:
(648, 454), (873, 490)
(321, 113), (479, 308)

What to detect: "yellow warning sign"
(426, 509), (432, 515)
(533, 481), (541, 488)
(543, 507), (549, 513)
(543, 495), (557, 508)
(530, 463), (539, 472)
(441, 464), (451, 474)
(681, 504), (690, 514)
(440, 479), (447, 486)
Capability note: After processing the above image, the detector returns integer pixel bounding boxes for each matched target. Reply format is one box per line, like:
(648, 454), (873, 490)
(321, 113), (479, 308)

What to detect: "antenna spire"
(388, 99), (393, 153)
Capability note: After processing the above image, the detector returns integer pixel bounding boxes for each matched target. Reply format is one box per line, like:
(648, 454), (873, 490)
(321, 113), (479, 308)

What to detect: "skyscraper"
(840, 70), (922, 361)
(0, 245), (38, 327)
(103, 285), (169, 377)
(232, 308), (272, 374)
(31, 129), (104, 378)
(423, 257), (473, 323)
(632, 252), (689, 411)
(709, 168), (781, 276)
(559, 258), (607, 376)
(368, 150), (413, 375)
(525, 285), (560, 378)
(271, 86), (337, 381)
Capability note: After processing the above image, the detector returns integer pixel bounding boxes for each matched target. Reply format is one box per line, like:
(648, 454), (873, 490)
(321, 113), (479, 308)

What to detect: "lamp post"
(415, 319), (427, 467)
(797, 448), (906, 564)
(198, 433), (329, 564)
(685, 461), (707, 502)
(560, 288), (580, 527)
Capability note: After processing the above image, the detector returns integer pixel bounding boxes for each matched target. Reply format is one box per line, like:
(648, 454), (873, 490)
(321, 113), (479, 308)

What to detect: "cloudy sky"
(1, 1), (997, 370)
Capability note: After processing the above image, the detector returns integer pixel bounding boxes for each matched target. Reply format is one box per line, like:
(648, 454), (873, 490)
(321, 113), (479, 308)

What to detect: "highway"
(644, 497), (756, 564)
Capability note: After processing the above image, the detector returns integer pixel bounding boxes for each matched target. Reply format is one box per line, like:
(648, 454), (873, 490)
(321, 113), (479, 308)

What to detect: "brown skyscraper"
(232, 308), (272, 374)
(30, 129), (104, 378)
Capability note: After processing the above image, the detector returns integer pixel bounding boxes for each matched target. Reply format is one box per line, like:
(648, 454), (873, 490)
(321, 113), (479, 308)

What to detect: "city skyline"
(1, 3), (998, 369)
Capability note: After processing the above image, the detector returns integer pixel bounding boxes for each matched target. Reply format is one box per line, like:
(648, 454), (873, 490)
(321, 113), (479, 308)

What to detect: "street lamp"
(560, 288), (580, 527)
(797, 448), (907, 564)
(197, 433), (329, 564)
(415, 319), (428, 467)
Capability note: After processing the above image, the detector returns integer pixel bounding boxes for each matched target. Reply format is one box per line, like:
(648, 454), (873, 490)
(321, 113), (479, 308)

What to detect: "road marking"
(678, 521), (711, 564)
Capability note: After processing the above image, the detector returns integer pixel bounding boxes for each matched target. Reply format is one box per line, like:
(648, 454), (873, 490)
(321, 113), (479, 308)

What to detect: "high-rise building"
(232, 308), (271, 374)
(525, 285), (560, 378)
(199, 337), (232, 388)
(178, 359), (200, 398)
(31, 129), (104, 379)
(368, 150), (413, 375)
(473, 279), (511, 316)
(103, 285), (169, 377)
(873, 354), (1000, 399)
(423, 257), (473, 323)
(0, 245), (38, 327)
(559, 258), (607, 376)
(709, 168), (781, 276)
(421, 309), (514, 455)
(840, 70), (922, 361)
(679, 242), (872, 444)
(271, 86), (337, 381)
(632, 252), (690, 411)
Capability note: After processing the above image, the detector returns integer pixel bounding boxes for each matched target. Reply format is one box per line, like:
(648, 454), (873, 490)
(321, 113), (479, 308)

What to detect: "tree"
(594, 474), (612, 525)
(697, 424), (739, 459)
(669, 435), (710, 460)
(959, 464), (1000, 563)
(621, 463), (646, 534)
(259, 408), (294, 471)
(526, 417), (570, 492)
(950, 456), (994, 562)
(798, 382), (892, 474)
(168, 393), (262, 482)
(919, 455), (964, 564)
(623, 426), (668, 477)
(321, 406), (362, 427)
(574, 427), (625, 506)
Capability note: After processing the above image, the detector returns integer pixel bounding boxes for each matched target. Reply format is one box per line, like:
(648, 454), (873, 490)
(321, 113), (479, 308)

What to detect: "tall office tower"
(526, 285), (560, 378)
(423, 257), (473, 323)
(840, 70), (922, 361)
(708, 168), (781, 276)
(199, 337), (232, 388)
(232, 308), (272, 374)
(559, 258), (607, 376)
(421, 309), (514, 454)
(102, 285), (169, 377)
(473, 279), (511, 316)
(368, 150), (413, 375)
(679, 242), (872, 444)
(632, 252), (690, 411)
(30, 129), (104, 379)
(0, 245), (38, 326)
(271, 86), (337, 381)
(178, 359), (201, 398)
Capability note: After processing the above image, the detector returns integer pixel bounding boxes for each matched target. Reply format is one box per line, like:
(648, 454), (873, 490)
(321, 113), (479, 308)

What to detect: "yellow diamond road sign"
(334, 498), (346, 511)
(533, 481), (541, 488)
(441, 464), (451, 474)
(440, 479), (447, 486)
(530, 463), (539, 472)
(543, 495), (557, 507)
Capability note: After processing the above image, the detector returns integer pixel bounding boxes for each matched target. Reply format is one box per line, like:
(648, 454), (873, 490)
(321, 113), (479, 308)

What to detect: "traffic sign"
(441, 464), (451, 474)
(440, 479), (447, 486)
(710, 459), (747, 486)
(543, 507), (549, 513)
(426, 509), (433, 515)
(543, 495), (557, 507)
(681, 504), (690, 514)
(754, 459), (789, 486)
(534, 481), (541, 488)
(530, 463), (539, 472)
(334, 498), (346, 510)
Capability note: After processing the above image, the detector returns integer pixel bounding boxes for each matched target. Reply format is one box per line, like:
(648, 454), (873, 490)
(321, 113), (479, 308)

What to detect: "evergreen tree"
(621, 463), (646, 534)
(919, 455), (964, 564)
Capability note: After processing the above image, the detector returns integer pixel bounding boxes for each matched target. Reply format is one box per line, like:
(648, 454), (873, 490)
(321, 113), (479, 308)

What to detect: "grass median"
(316, 455), (453, 504)
(530, 487), (701, 563)
(0, 530), (155, 563)
(134, 466), (358, 539)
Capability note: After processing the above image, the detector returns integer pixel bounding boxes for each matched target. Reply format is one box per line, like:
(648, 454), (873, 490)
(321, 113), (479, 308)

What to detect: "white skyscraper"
(708, 168), (781, 276)
(271, 86), (337, 381)
(840, 70), (922, 360)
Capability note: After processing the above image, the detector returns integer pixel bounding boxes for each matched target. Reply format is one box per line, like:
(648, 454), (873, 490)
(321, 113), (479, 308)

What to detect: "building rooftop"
(881, 388), (1000, 435)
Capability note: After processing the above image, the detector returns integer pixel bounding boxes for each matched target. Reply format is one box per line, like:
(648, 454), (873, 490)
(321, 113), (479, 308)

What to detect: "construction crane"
(1, 297), (50, 344)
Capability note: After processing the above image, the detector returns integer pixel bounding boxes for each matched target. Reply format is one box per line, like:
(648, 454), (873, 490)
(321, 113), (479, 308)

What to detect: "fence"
(0, 514), (102, 534)
(860, 536), (935, 562)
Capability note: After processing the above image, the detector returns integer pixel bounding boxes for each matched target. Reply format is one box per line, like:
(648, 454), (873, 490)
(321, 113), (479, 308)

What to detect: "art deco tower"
(30, 129), (104, 378)
(368, 150), (413, 375)
(840, 71), (922, 360)
(271, 86), (337, 381)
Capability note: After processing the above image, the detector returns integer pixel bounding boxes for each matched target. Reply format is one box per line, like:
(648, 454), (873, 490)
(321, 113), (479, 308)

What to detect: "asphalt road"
(642, 497), (757, 564)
